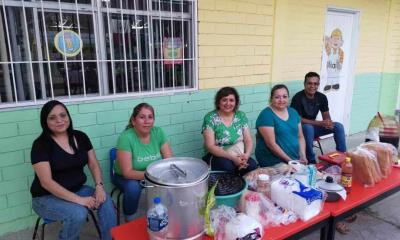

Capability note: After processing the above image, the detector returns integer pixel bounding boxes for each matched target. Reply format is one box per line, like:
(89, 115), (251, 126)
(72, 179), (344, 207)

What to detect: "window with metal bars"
(0, 0), (197, 108)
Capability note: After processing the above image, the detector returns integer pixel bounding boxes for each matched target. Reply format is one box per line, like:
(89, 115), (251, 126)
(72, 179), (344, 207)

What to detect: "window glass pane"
(125, 61), (139, 92)
(103, 0), (148, 11)
(3, 7), (36, 61)
(13, 63), (35, 101)
(0, 11), (11, 63)
(79, 14), (96, 60)
(31, 0), (92, 3)
(152, 0), (187, 13)
(83, 62), (99, 94)
(0, 64), (15, 103)
(0, 0), (196, 106)
(39, 12), (94, 61)
(50, 62), (68, 97)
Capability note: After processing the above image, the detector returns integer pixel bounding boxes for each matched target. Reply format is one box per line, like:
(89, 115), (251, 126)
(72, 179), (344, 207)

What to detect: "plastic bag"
(361, 142), (397, 178)
(259, 195), (298, 226)
(224, 213), (263, 240)
(244, 166), (289, 191)
(240, 190), (298, 228)
(209, 205), (237, 240)
(347, 147), (382, 187)
(271, 177), (324, 221)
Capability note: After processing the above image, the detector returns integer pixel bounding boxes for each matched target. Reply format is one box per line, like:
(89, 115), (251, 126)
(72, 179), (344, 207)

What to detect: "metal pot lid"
(315, 176), (344, 192)
(145, 157), (209, 186)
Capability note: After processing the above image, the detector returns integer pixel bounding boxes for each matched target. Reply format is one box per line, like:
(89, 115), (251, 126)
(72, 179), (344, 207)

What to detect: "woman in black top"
(30, 100), (116, 240)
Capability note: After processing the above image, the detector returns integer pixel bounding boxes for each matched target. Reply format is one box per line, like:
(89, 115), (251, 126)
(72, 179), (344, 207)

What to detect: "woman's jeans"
(32, 185), (116, 240)
(202, 153), (258, 175)
(302, 122), (347, 163)
(112, 174), (142, 220)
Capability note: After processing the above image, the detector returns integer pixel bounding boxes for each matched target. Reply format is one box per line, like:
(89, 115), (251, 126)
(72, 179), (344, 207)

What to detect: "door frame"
(323, 6), (361, 135)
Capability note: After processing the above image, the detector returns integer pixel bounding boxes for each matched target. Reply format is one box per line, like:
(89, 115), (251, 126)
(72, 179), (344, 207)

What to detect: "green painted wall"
(378, 73), (400, 115)
(349, 73), (382, 134)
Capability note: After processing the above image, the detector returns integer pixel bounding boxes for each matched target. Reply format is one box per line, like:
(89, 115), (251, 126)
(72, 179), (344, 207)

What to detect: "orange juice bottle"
(341, 157), (353, 193)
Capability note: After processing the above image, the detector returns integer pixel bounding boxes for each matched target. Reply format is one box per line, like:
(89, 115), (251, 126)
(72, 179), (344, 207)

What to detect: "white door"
(320, 8), (360, 135)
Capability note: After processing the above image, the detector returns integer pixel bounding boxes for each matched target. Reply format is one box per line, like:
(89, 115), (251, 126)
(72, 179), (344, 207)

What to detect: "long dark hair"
(39, 100), (77, 151)
(214, 86), (240, 112)
(126, 103), (155, 129)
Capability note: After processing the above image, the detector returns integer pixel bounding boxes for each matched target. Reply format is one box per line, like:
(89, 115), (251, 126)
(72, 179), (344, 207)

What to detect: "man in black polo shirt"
(290, 72), (346, 163)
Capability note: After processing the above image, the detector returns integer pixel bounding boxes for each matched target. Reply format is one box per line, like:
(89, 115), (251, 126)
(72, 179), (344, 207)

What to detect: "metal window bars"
(0, 0), (197, 108)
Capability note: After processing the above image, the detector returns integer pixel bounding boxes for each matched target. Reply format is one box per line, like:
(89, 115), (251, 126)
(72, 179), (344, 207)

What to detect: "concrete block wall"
(198, 0), (274, 89)
(349, 73), (382, 134)
(0, 83), (270, 236)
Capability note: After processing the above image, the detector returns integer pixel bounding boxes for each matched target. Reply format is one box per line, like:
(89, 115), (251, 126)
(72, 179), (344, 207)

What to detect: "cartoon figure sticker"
(324, 28), (344, 92)
(54, 30), (83, 57)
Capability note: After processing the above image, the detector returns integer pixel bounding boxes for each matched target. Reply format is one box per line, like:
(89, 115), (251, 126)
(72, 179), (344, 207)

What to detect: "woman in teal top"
(255, 84), (307, 167)
(202, 87), (257, 175)
(112, 103), (172, 221)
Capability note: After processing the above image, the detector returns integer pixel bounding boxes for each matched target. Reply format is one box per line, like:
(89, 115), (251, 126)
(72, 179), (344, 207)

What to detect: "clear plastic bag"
(360, 142), (397, 178)
(347, 147), (382, 187)
(244, 166), (286, 191)
(240, 190), (298, 228)
(209, 205), (236, 240)
(271, 176), (324, 221)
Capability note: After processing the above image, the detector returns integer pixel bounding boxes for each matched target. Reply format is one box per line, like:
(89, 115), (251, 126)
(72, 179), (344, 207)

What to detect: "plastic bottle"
(341, 157), (353, 193)
(256, 174), (271, 198)
(147, 197), (168, 240)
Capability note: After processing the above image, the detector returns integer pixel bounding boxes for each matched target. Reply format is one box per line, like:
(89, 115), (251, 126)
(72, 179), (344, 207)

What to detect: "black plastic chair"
(110, 147), (123, 225)
(32, 209), (101, 240)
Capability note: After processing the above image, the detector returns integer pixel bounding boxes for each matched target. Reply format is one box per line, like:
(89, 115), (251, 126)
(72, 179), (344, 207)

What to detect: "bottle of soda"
(341, 157), (353, 193)
(147, 197), (168, 240)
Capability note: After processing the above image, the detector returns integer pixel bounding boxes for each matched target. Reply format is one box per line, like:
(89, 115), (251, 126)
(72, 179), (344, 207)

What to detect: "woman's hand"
(77, 196), (97, 209)
(93, 185), (106, 207)
(299, 158), (308, 165)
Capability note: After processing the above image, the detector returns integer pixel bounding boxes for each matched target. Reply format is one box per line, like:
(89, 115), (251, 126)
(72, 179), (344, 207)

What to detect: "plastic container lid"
(258, 174), (270, 181)
(145, 157), (209, 187)
(316, 176), (344, 192)
(153, 197), (161, 204)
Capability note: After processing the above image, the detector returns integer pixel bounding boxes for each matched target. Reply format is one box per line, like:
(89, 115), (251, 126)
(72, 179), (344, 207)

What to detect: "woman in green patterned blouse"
(202, 87), (258, 175)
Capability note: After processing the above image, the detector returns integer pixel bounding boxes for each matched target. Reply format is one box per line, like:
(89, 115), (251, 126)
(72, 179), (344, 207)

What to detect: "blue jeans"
(202, 153), (258, 176)
(302, 122), (347, 163)
(112, 174), (142, 219)
(32, 185), (116, 240)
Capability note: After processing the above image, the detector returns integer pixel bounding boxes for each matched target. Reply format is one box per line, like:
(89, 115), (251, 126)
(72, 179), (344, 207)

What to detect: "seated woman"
(202, 86), (258, 175)
(113, 103), (172, 222)
(30, 100), (116, 240)
(255, 84), (307, 167)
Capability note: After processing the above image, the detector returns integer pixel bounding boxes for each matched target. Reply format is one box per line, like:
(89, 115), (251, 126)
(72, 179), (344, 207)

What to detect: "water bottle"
(147, 197), (168, 240)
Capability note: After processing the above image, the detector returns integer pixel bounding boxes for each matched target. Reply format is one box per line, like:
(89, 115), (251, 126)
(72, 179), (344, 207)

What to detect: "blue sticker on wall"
(54, 30), (83, 57)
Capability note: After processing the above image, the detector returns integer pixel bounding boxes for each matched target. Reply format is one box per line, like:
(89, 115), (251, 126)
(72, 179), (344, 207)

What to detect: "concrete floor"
(1, 132), (400, 240)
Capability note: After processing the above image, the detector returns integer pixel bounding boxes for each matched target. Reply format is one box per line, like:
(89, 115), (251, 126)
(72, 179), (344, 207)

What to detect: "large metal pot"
(144, 157), (209, 240)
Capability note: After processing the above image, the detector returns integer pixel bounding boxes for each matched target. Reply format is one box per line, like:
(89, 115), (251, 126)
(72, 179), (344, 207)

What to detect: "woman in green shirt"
(112, 103), (172, 221)
(202, 87), (258, 175)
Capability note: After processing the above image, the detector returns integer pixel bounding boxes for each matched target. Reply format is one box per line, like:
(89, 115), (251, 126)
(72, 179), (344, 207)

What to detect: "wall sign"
(54, 30), (83, 57)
